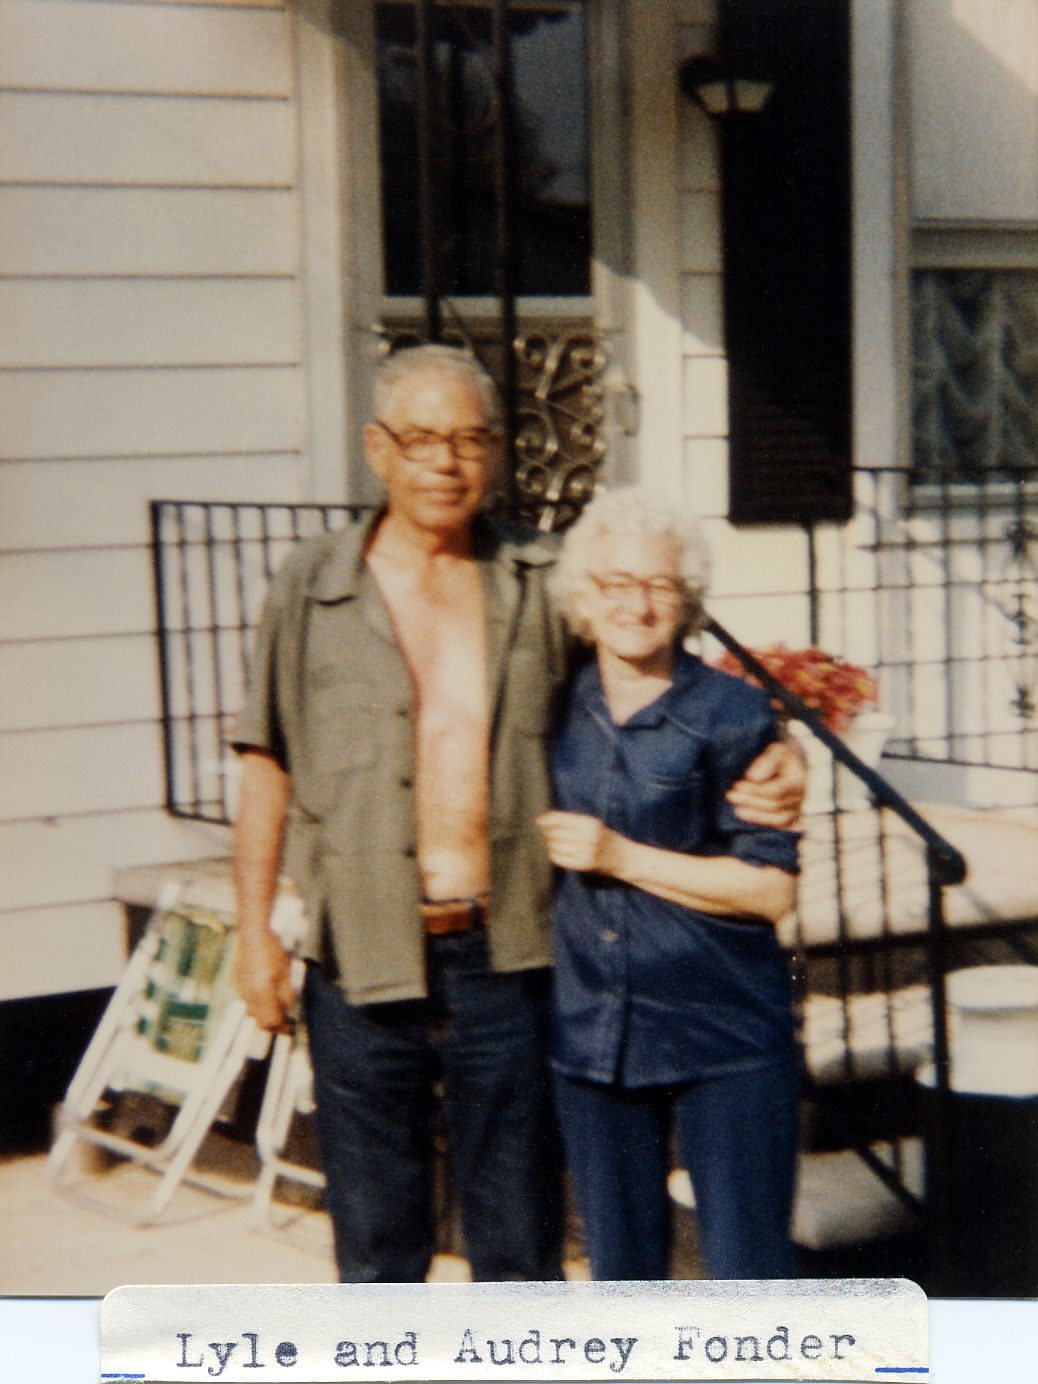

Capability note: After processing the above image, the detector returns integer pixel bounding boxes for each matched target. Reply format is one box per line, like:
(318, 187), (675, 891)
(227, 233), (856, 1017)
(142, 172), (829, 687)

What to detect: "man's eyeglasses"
(589, 573), (686, 607)
(375, 419), (496, 463)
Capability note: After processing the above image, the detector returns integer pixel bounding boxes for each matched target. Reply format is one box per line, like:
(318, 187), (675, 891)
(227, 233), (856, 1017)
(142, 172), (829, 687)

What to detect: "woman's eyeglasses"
(589, 573), (685, 607)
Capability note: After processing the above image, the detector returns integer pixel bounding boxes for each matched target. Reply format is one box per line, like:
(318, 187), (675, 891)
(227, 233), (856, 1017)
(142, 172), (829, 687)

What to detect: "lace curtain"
(912, 269), (1038, 481)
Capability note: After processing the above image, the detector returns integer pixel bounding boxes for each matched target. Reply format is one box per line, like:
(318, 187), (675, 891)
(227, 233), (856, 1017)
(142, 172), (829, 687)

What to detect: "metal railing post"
(924, 844), (954, 1291)
(150, 501), (177, 817)
(491, 0), (519, 512)
(416, 0), (442, 343)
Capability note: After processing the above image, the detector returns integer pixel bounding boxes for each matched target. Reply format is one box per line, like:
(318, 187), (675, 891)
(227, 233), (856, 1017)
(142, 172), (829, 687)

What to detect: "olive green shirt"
(234, 509), (567, 1004)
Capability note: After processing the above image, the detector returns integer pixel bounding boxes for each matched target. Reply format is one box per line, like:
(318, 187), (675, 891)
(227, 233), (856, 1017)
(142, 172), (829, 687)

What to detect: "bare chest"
(368, 558), (489, 728)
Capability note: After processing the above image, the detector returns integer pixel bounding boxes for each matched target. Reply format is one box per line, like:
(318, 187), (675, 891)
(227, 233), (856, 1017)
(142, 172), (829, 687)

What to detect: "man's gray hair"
(373, 343), (501, 425)
(551, 486), (711, 641)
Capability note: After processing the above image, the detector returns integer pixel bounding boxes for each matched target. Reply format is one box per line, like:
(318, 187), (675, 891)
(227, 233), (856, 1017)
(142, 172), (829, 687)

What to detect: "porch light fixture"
(679, 55), (774, 118)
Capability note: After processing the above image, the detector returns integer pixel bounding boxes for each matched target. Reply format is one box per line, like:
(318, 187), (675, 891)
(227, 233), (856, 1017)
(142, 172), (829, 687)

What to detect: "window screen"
(376, 1), (591, 298)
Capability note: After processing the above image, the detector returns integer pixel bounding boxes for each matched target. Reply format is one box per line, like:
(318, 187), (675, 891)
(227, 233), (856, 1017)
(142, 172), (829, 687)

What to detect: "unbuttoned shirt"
(234, 509), (567, 1005)
(549, 650), (800, 1088)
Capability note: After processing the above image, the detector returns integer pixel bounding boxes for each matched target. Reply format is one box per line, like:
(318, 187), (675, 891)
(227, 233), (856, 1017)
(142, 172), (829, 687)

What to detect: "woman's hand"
(538, 810), (796, 924)
(537, 811), (627, 877)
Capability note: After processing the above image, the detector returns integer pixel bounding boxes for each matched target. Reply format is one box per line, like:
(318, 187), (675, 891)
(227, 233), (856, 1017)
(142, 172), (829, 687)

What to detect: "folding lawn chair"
(47, 877), (303, 1224)
(250, 982), (329, 1251)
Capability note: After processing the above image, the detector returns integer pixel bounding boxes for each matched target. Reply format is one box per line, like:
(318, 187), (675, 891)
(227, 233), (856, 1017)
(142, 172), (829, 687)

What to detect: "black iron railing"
(152, 499), (991, 1266)
(706, 618), (967, 891)
(151, 501), (371, 825)
(706, 615), (967, 1234)
(809, 465), (1038, 787)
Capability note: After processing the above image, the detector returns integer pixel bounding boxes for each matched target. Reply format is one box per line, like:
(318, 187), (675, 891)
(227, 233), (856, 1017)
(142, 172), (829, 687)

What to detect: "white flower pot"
(947, 965), (1038, 1097)
(789, 710), (894, 814)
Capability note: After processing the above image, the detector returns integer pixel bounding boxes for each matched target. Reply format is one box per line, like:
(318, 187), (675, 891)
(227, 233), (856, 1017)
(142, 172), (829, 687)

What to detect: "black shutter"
(720, 0), (853, 525)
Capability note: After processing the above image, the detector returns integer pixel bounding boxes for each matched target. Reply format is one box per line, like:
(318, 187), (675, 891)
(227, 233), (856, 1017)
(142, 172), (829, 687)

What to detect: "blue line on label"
(876, 1370), (929, 1375)
(101, 1374), (146, 1379)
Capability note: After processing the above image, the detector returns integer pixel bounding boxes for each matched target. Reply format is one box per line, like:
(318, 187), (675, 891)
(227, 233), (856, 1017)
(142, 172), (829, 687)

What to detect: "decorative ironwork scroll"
(377, 318), (612, 531)
(1003, 511), (1038, 724)
(513, 328), (607, 530)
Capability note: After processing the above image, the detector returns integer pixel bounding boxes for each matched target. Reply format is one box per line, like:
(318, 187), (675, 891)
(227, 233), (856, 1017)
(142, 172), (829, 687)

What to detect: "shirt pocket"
(633, 765), (707, 852)
(295, 676), (380, 817)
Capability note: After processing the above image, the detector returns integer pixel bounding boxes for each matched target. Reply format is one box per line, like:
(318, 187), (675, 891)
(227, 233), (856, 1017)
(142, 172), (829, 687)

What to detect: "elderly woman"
(538, 488), (801, 1280)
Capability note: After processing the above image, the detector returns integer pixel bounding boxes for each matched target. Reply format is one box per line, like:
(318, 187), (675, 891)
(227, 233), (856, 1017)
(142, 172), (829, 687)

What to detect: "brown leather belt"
(420, 896), (489, 936)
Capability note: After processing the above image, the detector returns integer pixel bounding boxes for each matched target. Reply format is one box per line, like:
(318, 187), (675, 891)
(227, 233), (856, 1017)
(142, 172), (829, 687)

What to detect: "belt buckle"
(422, 897), (485, 936)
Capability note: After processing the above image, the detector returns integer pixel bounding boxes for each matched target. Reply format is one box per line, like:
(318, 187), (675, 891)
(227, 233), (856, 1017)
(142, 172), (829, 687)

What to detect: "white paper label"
(100, 1278), (928, 1381)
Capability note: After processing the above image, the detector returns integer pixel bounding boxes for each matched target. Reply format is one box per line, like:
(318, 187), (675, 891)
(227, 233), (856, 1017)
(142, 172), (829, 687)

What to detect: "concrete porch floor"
(0, 1136), (603, 1296)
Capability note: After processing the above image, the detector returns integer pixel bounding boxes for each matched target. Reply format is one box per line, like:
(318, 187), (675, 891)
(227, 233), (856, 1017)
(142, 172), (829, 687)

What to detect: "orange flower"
(713, 643), (879, 733)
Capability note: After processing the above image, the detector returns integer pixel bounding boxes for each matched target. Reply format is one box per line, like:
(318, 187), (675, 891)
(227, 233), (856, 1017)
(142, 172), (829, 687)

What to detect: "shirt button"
(396, 706), (410, 718)
(403, 845), (416, 859)
(399, 776), (413, 789)
(601, 929), (618, 943)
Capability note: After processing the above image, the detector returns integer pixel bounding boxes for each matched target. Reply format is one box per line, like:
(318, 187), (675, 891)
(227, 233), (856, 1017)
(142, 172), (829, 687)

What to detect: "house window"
(911, 268), (1038, 483)
(375, 1), (590, 299)
(373, 1), (605, 530)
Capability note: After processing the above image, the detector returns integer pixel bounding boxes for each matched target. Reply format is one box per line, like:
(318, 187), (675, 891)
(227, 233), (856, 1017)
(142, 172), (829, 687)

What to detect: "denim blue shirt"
(549, 650), (800, 1088)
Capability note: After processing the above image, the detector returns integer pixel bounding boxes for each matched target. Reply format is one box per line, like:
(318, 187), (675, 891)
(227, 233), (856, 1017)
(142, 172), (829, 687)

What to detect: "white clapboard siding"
(676, 60), (732, 585)
(0, 367), (305, 459)
(682, 438), (729, 521)
(0, 280), (302, 369)
(0, 808), (231, 914)
(0, 1), (293, 97)
(0, 455), (305, 551)
(681, 273), (724, 358)
(703, 517), (811, 599)
(0, 93), (295, 186)
(0, 721), (166, 821)
(683, 356), (728, 438)
(678, 190), (723, 274)
(0, 548), (157, 641)
(0, 634), (162, 732)
(0, 0), (318, 998)
(705, 593), (813, 652)
(0, 188), (299, 276)
(0, 900), (129, 1000)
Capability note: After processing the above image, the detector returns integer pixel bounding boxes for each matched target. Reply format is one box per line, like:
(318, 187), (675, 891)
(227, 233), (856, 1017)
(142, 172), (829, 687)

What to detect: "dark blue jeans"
(305, 935), (564, 1282)
(553, 1060), (800, 1279)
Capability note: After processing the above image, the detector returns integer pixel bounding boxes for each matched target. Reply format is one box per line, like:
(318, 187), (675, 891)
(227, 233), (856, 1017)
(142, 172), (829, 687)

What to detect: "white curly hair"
(551, 486), (711, 642)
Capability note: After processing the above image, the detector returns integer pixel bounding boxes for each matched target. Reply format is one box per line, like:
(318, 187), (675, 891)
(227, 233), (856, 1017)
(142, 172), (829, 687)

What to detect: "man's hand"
(726, 736), (807, 828)
(537, 811), (627, 876)
(235, 927), (297, 1035)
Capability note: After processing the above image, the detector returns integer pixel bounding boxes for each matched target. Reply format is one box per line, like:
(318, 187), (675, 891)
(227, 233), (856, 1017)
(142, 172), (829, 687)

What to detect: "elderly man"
(233, 344), (803, 1283)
